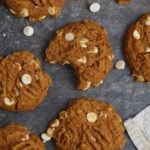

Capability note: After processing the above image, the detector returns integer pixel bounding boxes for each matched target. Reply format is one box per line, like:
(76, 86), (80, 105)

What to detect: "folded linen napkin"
(124, 106), (150, 150)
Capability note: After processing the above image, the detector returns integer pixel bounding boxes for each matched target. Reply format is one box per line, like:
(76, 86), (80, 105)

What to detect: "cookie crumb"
(21, 74), (32, 85)
(90, 2), (101, 13)
(115, 60), (125, 70)
(23, 26), (34, 37)
(87, 112), (97, 123)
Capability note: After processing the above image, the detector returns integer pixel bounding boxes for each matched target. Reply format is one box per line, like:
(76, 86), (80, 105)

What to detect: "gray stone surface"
(0, 0), (150, 149)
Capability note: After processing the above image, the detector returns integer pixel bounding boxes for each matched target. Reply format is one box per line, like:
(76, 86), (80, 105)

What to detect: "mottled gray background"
(0, 0), (150, 149)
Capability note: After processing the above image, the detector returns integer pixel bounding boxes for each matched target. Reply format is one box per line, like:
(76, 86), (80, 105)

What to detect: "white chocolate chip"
(115, 60), (126, 70)
(41, 133), (51, 143)
(4, 97), (15, 106)
(23, 26), (34, 37)
(108, 55), (113, 61)
(21, 74), (32, 85)
(83, 81), (91, 90)
(79, 38), (89, 48)
(63, 61), (70, 65)
(35, 75), (39, 81)
(19, 82), (23, 88)
(13, 63), (22, 71)
(89, 2), (101, 13)
(46, 128), (55, 137)
(48, 6), (59, 15)
(88, 47), (99, 54)
(9, 9), (16, 14)
(21, 134), (29, 141)
(50, 61), (57, 64)
(20, 8), (29, 17)
(30, 60), (39, 68)
(95, 80), (103, 87)
(50, 119), (60, 128)
(87, 112), (97, 123)
(133, 30), (140, 40)
(145, 17), (150, 26)
(145, 47), (150, 53)
(14, 88), (19, 97)
(65, 33), (74, 41)
(77, 57), (87, 64)
(39, 16), (46, 20)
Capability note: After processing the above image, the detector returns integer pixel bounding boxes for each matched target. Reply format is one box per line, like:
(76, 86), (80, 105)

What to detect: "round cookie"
(0, 124), (45, 150)
(5, 0), (65, 21)
(0, 51), (52, 111)
(125, 14), (150, 82)
(43, 98), (125, 150)
(46, 20), (114, 90)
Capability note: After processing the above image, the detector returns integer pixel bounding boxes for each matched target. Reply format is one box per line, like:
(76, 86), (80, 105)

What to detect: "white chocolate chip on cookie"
(20, 8), (29, 17)
(145, 17), (150, 26)
(21, 74), (32, 85)
(41, 133), (51, 143)
(4, 97), (15, 106)
(145, 47), (150, 53)
(77, 57), (87, 64)
(87, 112), (97, 123)
(50, 119), (60, 128)
(133, 30), (140, 40)
(79, 38), (89, 48)
(65, 33), (74, 41)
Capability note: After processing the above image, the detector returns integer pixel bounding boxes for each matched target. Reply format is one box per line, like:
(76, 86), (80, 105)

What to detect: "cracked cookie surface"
(46, 20), (114, 90)
(0, 51), (52, 111)
(125, 14), (150, 82)
(5, 0), (65, 21)
(0, 124), (45, 150)
(45, 98), (125, 150)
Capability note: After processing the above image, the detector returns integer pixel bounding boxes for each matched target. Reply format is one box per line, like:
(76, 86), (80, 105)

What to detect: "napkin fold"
(124, 106), (150, 150)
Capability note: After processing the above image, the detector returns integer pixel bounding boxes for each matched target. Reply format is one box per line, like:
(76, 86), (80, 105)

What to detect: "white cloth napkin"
(124, 106), (150, 150)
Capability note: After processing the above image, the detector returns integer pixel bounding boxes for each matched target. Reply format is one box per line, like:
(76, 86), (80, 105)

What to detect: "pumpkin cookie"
(42, 98), (125, 150)
(0, 51), (52, 111)
(125, 14), (150, 82)
(5, 0), (65, 21)
(0, 124), (45, 150)
(46, 20), (114, 90)
(116, 0), (131, 4)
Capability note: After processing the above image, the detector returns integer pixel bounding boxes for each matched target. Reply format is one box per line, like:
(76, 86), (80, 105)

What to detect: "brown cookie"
(5, 0), (65, 21)
(116, 0), (131, 4)
(43, 98), (125, 150)
(125, 14), (150, 82)
(0, 51), (52, 111)
(46, 20), (114, 90)
(0, 124), (45, 150)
